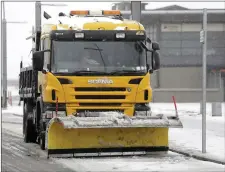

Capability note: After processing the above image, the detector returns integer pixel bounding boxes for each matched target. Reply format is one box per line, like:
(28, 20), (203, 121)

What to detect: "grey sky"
(4, 2), (225, 79)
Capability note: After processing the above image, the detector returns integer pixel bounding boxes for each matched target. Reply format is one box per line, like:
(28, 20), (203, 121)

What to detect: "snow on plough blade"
(45, 112), (182, 157)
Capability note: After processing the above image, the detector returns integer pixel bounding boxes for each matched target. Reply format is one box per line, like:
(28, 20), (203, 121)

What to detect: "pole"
(131, 1), (141, 22)
(202, 8), (207, 154)
(2, 17), (7, 108)
(35, 1), (42, 32)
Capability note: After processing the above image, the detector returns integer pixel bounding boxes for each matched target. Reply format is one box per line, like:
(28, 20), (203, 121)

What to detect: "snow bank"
(150, 102), (225, 123)
(169, 128), (225, 163)
(150, 102), (225, 163)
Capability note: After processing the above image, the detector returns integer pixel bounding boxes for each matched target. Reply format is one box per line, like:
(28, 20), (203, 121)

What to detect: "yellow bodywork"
(48, 122), (168, 151)
(42, 72), (153, 116)
(38, 12), (182, 155)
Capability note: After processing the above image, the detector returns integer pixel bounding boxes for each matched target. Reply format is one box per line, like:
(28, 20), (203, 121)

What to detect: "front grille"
(75, 95), (125, 99)
(79, 103), (121, 106)
(75, 87), (126, 92)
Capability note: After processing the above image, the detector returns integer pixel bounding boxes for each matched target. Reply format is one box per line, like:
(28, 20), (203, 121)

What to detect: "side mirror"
(152, 42), (160, 51)
(32, 51), (44, 71)
(152, 51), (160, 70)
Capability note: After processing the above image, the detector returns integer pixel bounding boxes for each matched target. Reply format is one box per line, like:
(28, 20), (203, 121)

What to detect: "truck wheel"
(40, 132), (45, 150)
(24, 118), (37, 143)
(23, 102), (37, 143)
(23, 103), (26, 135)
(23, 102), (33, 136)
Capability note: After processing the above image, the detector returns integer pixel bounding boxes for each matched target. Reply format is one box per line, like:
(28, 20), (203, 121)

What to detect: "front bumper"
(43, 102), (152, 118)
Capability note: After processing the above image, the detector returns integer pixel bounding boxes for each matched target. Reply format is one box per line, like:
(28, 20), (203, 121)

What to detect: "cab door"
(39, 37), (51, 98)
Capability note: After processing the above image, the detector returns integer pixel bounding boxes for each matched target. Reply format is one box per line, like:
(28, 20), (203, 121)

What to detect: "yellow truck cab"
(36, 10), (160, 118)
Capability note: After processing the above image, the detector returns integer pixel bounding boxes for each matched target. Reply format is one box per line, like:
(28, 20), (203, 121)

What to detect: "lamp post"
(201, 8), (208, 154)
(1, 2), (28, 108)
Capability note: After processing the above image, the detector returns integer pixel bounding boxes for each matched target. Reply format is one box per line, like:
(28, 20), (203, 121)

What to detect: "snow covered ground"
(151, 102), (225, 163)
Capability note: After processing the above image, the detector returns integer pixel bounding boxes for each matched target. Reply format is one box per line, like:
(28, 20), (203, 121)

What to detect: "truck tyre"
(23, 103), (26, 135)
(40, 132), (45, 150)
(24, 118), (37, 143)
(23, 102), (31, 137)
(23, 102), (37, 143)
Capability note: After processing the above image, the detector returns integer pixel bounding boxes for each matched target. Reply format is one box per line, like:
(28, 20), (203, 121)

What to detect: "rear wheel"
(23, 103), (26, 135)
(23, 102), (37, 143)
(24, 117), (37, 143)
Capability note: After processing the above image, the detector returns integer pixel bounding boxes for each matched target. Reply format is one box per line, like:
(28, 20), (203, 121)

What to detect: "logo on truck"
(88, 78), (113, 84)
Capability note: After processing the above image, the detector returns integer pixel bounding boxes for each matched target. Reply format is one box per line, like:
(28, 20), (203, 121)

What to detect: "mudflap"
(45, 112), (182, 156)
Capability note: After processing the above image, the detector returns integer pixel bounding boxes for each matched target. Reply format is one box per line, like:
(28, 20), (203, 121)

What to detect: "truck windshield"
(51, 40), (147, 75)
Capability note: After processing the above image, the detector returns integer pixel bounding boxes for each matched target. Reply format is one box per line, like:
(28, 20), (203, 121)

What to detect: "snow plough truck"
(19, 10), (183, 157)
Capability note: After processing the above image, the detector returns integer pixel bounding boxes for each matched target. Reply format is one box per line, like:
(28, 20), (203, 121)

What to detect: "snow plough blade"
(45, 112), (182, 156)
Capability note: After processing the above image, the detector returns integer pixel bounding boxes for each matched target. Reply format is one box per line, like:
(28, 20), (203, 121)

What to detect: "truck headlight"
(116, 33), (125, 39)
(45, 111), (66, 118)
(75, 32), (84, 38)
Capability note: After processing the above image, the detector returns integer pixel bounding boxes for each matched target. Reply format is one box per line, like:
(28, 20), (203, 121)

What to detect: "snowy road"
(2, 130), (75, 172)
(1, 113), (73, 172)
(2, 109), (225, 172)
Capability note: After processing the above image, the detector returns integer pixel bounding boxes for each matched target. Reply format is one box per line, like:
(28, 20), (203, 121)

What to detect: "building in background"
(113, 3), (225, 102)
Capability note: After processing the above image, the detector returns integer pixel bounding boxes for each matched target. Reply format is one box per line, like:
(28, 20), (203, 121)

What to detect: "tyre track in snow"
(1, 129), (75, 172)
(2, 112), (23, 125)
(2, 112), (75, 172)
(12, 113), (23, 117)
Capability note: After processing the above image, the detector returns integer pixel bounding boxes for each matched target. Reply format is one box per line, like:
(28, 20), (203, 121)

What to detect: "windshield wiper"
(109, 70), (145, 76)
(71, 70), (107, 75)
(54, 70), (107, 76)
(84, 44), (107, 71)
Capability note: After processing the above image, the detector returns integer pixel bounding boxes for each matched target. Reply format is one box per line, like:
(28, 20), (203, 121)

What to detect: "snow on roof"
(69, 16), (124, 29)
(42, 15), (138, 32)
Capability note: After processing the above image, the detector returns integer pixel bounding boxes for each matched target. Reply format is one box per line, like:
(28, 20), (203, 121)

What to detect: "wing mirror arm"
(139, 42), (154, 52)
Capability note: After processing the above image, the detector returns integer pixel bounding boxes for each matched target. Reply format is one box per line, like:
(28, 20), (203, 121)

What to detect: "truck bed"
(19, 66), (38, 100)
